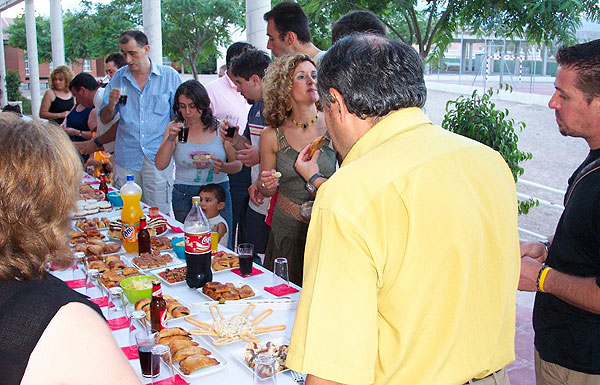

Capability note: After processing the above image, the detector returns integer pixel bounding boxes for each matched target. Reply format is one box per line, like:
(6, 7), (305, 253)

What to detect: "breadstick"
(255, 325), (286, 334)
(209, 303), (224, 322)
(184, 316), (211, 330)
(189, 330), (217, 336)
(240, 333), (259, 343)
(213, 337), (237, 346)
(239, 303), (256, 319)
(250, 308), (273, 326)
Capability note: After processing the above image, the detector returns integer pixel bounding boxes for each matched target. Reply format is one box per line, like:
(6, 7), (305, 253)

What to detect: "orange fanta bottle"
(120, 174), (143, 254)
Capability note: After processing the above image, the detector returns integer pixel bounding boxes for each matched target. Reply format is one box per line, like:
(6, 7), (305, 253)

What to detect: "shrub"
(442, 86), (538, 214)
(5, 70), (23, 101)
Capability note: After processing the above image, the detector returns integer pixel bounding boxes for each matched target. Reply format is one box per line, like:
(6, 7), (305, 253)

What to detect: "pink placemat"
(121, 345), (138, 360)
(264, 284), (298, 297)
(65, 278), (94, 289)
(107, 316), (129, 331)
(89, 296), (108, 307)
(153, 375), (190, 385)
(231, 267), (263, 277)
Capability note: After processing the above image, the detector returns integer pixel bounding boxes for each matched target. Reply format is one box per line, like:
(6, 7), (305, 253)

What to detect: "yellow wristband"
(538, 266), (552, 293)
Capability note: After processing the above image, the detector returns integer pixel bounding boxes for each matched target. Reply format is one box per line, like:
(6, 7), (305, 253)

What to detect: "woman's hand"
(166, 120), (183, 142)
(259, 169), (279, 191)
(64, 126), (79, 137)
(212, 155), (224, 174)
(295, 143), (321, 182)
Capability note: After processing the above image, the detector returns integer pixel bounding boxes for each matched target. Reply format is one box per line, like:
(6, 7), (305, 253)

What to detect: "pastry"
(172, 346), (212, 362)
(103, 242), (121, 254)
(156, 334), (191, 345)
(158, 327), (189, 339)
(169, 339), (198, 353)
(307, 135), (327, 159)
(179, 355), (219, 374)
(135, 298), (151, 311)
(171, 306), (191, 318)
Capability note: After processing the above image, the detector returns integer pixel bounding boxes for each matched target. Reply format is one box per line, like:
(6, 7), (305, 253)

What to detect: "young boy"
(198, 184), (229, 246)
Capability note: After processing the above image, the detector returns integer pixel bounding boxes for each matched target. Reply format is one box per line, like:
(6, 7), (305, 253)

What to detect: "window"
(25, 59), (29, 76)
(83, 59), (91, 72)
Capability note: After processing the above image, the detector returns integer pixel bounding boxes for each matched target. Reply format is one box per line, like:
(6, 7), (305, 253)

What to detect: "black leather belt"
(463, 369), (502, 384)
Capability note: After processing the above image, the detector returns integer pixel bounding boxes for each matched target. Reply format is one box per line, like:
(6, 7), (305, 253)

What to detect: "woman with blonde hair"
(39, 65), (75, 125)
(258, 53), (336, 286)
(0, 114), (141, 385)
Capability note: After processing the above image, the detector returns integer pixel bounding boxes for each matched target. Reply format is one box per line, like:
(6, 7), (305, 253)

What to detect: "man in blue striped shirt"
(100, 30), (181, 214)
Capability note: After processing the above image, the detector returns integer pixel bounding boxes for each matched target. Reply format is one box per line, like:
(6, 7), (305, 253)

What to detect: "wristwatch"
(306, 173), (324, 194)
(540, 240), (551, 253)
(93, 137), (102, 148)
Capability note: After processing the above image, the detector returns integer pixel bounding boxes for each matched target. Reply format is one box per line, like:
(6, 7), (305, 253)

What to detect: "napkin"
(264, 284), (298, 296)
(107, 316), (130, 331)
(153, 375), (190, 385)
(231, 267), (263, 277)
(121, 345), (138, 360)
(65, 278), (94, 289)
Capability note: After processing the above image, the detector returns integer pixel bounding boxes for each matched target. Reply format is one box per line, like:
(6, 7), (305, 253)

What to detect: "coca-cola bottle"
(150, 280), (167, 332)
(138, 216), (151, 255)
(98, 175), (109, 201)
(184, 196), (212, 288)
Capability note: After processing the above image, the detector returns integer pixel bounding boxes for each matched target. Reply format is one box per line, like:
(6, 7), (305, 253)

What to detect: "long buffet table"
(52, 173), (302, 384)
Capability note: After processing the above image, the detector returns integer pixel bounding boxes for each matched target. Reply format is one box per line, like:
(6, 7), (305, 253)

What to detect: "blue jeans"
(172, 181), (232, 248)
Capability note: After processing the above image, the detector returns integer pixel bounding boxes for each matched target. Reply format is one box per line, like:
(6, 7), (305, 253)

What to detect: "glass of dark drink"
(119, 85), (128, 105)
(224, 114), (239, 138)
(237, 243), (254, 277)
(178, 121), (189, 143)
(136, 331), (159, 378)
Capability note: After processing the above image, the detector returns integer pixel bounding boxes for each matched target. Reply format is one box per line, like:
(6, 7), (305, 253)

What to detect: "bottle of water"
(184, 196), (212, 288)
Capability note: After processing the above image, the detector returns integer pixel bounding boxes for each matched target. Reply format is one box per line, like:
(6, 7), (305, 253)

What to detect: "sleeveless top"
(0, 274), (103, 385)
(66, 104), (93, 143)
(48, 91), (74, 125)
(271, 127), (336, 239)
(173, 132), (228, 185)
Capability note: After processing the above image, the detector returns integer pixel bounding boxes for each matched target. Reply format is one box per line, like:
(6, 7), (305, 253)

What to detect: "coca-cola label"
(185, 232), (211, 254)
(160, 309), (168, 328)
(122, 222), (139, 244)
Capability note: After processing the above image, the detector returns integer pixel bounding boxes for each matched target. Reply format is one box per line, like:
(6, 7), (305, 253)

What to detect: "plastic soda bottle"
(120, 174), (143, 254)
(184, 196), (212, 288)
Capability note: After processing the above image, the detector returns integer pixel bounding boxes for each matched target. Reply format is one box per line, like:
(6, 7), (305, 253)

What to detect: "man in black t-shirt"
(519, 40), (600, 384)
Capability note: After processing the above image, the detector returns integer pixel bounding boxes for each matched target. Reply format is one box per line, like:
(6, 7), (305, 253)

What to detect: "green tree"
(161, 0), (245, 79)
(6, 15), (52, 63)
(302, 0), (600, 62)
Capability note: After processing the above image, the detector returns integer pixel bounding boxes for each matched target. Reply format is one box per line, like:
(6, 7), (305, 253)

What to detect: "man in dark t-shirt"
(519, 39), (600, 384)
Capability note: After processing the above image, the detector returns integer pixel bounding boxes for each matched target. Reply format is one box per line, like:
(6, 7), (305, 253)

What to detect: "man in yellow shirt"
(289, 34), (520, 385)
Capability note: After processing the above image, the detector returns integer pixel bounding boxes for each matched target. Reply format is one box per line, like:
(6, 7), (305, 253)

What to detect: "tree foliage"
(161, 0), (244, 79)
(6, 15), (52, 63)
(442, 86), (538, 214)
(302, 0), (600, 63)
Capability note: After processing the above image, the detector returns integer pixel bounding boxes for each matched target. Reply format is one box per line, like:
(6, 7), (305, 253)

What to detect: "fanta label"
(185, 232), (211, 254)
(122, 222), (139, 243)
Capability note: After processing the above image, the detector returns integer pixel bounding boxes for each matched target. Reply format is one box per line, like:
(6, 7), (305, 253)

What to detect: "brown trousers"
(464, 368), (511, 385)
(535, 351), (600, 385)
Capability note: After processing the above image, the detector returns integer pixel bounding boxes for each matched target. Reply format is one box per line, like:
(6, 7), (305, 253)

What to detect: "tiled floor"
(507, 292), (537, 385)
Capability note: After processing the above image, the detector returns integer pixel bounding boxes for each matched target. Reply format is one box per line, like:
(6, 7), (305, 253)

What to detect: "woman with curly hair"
(258, 53), (336, 286)
(0, 115), (141, 385)
(39, 65), (75, 125)
(156, 80), (241, 231)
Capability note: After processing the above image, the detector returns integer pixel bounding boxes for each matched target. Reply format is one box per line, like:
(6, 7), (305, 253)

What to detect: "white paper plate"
(171, 339), (228, 379)
(151, 264), (188, 286)
(233, 336), (290, 377)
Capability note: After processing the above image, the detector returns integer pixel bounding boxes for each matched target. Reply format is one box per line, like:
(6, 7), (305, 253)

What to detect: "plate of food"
(155, 327), (227, 378)
(128, 250), (177, 271)
(70, 230), (123, 256)
(152, 265), (187, 286)
(211, 250), (239, 273)
(151, 235), (173, 251)
(184, 303), (286, 346)
(133, 295), (195, 323)
(233, 337), (290, 377)
(74, 217), (111, 232)
(197, 281), (260, 302)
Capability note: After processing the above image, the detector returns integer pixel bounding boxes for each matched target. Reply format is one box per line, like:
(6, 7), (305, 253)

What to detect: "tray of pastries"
(75, 217), (111, 232)
(211, 250), (239, 272)
(235, 338), (290, 377)
(198, 281), (258, 302)
(129, 250), (175, 270)
(155, 327), (226, 378)
(70, 230), (122, 256)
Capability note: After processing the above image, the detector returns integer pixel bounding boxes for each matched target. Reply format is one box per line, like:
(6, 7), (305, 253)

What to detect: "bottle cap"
(152, 279), (160, 286)
(126, 174), (134, 181)
(191, 196), (201, 205)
